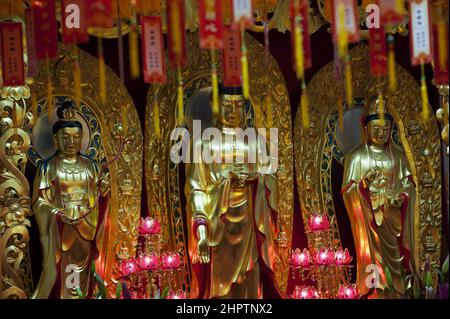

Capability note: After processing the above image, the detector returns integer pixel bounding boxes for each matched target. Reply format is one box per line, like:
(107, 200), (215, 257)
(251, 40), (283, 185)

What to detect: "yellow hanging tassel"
(153, 97), (161, 139)
(129, 27), (140, 79)
(74, 60), (82, 106)
(337, 3), (348, 58)
(211, 50), (219, 116)
(293, 1), (305, 80)
(338, 95), (343, 131)
(437, 22), (447, 70)
(98, 38), (107, 105)
(420, 64), (430, 123)
(301, 82), (309, 129)
(387, 34), (397, 92)
(345, 59), (353, 107)
(265, 92), (273, 128)
(177, 68), (184, 126)
(241, 27), (250, 100)
(378, 90), (385, 125)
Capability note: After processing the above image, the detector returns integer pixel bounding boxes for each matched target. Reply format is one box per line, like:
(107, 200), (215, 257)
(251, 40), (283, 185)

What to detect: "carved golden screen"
(28, 46), (143, 294)
(294, 44), (442, 291)
(145, 32), (294, 293)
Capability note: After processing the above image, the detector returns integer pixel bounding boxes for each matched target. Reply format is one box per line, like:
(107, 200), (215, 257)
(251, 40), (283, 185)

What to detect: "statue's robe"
(32, 153), (108, 299)
(185, 129), (281, 299)
(341, 142), (416, 298)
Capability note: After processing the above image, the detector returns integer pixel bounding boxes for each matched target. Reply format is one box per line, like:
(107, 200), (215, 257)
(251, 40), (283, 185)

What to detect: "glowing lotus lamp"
(334, 248), (353, 266)
(291, 286), (319, 299)
(290, 248), (311, 267)
(161, 252), (182, 270)
(314, 248), (335, 266)
(308, 214), (331, 232)
(139, 254), (160, 271)
(139, 216), (161, 235)
(337, 284), (359, 299)
(167, 290), (187, 299)
(120, 258), (139, 276)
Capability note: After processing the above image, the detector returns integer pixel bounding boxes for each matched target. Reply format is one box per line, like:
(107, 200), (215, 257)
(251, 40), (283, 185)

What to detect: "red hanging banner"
(331, 0), (360, 44)
(25, 8), (38, 77)
(85, 0), (114, 28)
(379, 0), (405, 25)
(409, 0), (432, 66)
(61, 0), (89, 44)
(141, 16), (167, 84)
(222, 25), (242, 86)
(0, 22), (25, 87)
(199, 0), (224, 49)
(369, 26), (387, 76)
(33, 0), (58, 59)
(166, 0), (187, 68)
(290, 0), (312, 70)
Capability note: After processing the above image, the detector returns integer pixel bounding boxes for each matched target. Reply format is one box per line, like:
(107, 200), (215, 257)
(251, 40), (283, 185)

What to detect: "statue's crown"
(364, 96), (393, 125)
(57, 100), (77, 121)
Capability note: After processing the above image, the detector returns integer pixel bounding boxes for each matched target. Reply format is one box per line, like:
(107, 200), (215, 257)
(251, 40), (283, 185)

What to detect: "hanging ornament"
(300, 80), (309, 129)
(86, 0), (114, 28)
(61, 0), (89, 44)
(32, 0), (58, 60)
(409, 0), (433, 123)
(431, 1), (449, 86)
(177, 68), (185, 126)
(141, 16), (167, 84)
(290, 0), (312, 80)
(152, 88), (161, 139)
(199, 0), (224, 115)
(233, 0), (253, 99)
(379, 0), (405, 25)
(369, 26), (387, 77)
(222, 25), (242, 87)
(387, 34), (397, 91)
(0, 22), (25, 87)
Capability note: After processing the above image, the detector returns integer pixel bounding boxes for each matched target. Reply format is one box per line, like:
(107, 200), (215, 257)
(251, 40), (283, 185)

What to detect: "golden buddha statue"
(185, 85), (280, 299)
(32, 101), (109, 299)
(341, 97), (417, 298)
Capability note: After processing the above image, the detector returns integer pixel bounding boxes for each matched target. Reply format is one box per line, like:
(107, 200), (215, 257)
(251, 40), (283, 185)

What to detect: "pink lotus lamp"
(139, 216), (161, 235)
(308, 214), (331, 232)
(161, 252), (182, 270)
(120, 258), (139, 276)
(167, 290), (187, 299)
(290, 248), (310, 267)
(139, 254), (160, 271)
(291, 286), (319, 299)
(314, 248), (335, 266)
(337, 284), (359, 299)
(334, 248), (353, 266)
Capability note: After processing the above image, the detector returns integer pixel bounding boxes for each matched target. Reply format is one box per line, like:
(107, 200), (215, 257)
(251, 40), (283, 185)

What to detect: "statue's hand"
(197, 237), (210, 264)
(388, 193), (404, 208)
(363, 168), (381, 186)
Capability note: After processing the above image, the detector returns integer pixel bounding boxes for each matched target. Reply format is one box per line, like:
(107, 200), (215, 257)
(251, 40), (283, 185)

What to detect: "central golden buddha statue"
(342, 97), (417, 298)
(185, 85), (280, 299)
(32, 101), (109, 299)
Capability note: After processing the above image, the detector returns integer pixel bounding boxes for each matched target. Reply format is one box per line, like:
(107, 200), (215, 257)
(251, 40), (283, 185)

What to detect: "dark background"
(26, 24), (449, 296)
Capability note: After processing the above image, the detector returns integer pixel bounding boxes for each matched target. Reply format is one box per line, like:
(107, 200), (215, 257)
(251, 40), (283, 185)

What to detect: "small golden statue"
(185, 85), (280, 299)
(32, 101), (109, 299)
(341, 97), (417, 298)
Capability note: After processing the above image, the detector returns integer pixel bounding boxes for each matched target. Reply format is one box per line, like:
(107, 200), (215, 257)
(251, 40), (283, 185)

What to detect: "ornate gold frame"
(28, 45), (143, 294)
(145, 32), (294, 293)
(294, 44), (443, 290)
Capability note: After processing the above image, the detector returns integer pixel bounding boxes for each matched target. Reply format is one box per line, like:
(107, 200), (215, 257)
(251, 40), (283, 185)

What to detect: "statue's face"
(367, 119), (391, 146)
(217, 94), (245, 127)
(54, 127), (83, 156)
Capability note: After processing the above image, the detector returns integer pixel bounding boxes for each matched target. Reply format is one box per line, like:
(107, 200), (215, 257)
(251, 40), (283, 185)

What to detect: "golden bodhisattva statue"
(342, 98), (417, 298)
(185, 86), (281, 299)
(32, 101), (109, 299)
